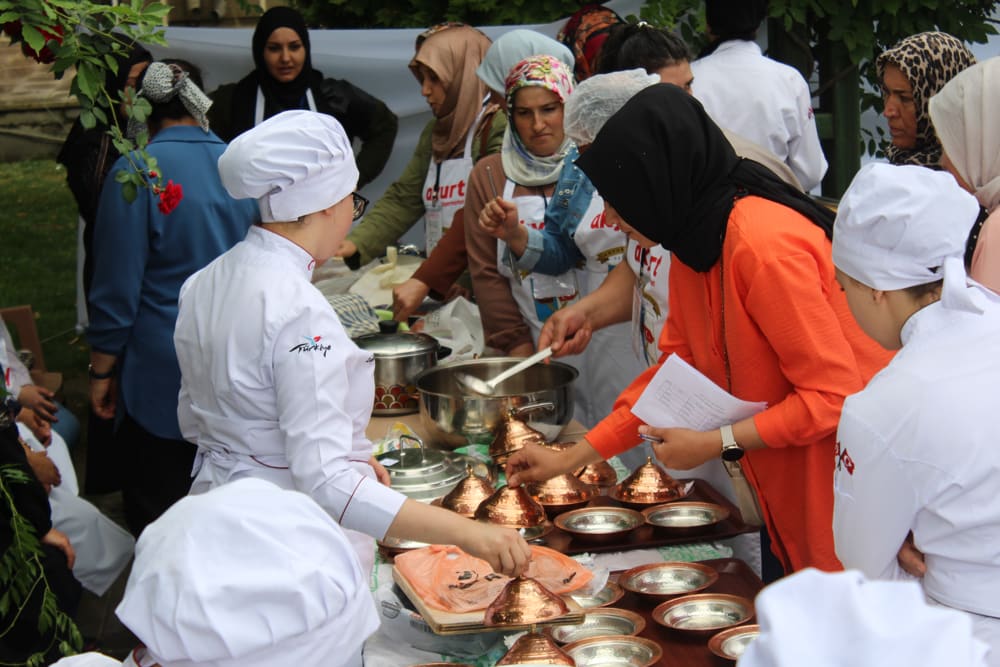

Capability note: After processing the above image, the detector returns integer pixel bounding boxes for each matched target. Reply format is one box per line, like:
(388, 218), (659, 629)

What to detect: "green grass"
(0, 159), (90, 420)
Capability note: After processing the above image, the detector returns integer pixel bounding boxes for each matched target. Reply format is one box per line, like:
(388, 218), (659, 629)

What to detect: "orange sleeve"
(743, 249), (866, 447)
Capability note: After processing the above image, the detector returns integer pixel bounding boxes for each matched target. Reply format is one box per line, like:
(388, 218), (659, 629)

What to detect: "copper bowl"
(475, 484), (547, 529)
(619, 562), (719, 603)
(652, 593), (755, 638)
(609, 457), (690, 508)
(554, 506), (644, 546)
(708, 623), (761, 661)
(569, 581), (625, 609)
(642, 501), (730, 535)
(439, 465), (495, 518)
(496, 632), (575, 665)
(547, 608), (646, 644)
(529, 474), (597, 518)
(563, 635), (663, 667)
(484, 576), (570, 627)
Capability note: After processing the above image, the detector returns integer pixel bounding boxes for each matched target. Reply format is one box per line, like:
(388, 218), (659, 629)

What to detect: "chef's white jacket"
(692, 40), (828, 192)
(834, 286), (1000, 645)
(174, 226), (405, 569)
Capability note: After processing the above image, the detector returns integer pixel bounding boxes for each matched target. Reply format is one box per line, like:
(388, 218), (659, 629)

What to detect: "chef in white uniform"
(173, 110), (530, 578)
(117, 478), (378, 667)
(691, 0), (827, 192)
(832, 162), (1000, 664)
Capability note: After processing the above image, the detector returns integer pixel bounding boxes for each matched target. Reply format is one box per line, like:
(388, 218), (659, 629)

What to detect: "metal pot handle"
(510, 401), (555, 418)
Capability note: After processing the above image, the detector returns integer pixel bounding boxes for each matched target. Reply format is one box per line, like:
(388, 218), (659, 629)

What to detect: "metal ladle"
(456, 347), (554, 396)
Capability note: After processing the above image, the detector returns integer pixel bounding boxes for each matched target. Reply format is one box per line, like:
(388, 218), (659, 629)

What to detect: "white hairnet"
(564, 68), (659, 145)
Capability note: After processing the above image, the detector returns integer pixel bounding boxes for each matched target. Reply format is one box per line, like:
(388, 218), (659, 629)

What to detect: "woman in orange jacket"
(507, 85), (892, 576)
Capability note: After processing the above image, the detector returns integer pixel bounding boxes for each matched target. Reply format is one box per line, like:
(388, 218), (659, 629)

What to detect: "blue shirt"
(507, 145), (597, 274)
(87, 125), (258, 439)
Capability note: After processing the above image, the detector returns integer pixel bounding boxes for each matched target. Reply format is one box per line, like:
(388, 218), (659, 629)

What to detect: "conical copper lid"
(489, 411), (548, 465)
(528, 473), (595, 507)
(474, 484), (547, 528)
(612, 457), (686, 505)
(484, 576), (570, 627)
(573, 461), (618, 489)
(440, 465), (495, 518)
(496, 631), (575, 665)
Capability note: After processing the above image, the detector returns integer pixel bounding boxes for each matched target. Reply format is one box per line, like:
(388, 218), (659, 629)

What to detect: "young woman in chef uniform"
(832, 162), (1000, 664)
(173, 110), (530, 577)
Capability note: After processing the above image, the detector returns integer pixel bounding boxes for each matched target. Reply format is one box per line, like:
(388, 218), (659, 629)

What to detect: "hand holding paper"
(631, 354), (767, 430)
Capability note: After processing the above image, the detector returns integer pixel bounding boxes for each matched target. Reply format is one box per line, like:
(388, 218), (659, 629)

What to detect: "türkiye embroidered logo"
(290, 335), (332, 357)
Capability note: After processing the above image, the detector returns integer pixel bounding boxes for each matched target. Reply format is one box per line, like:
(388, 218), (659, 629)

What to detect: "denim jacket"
(507, 146), (597, 274)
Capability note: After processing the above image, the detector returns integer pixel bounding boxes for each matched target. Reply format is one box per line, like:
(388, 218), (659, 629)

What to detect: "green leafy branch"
(0, 465), (82, 666)
(2, 0), (174, 203)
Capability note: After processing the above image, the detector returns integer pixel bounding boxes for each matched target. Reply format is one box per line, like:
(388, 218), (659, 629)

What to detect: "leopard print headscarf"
(877, 32), (976, 167)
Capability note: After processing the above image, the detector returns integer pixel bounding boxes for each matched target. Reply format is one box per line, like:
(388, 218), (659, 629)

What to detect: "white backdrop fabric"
(150, 0), (643, 227)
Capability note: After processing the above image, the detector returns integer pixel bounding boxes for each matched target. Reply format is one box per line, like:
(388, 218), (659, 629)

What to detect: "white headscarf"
(739, 569), (988, 667)
(115, 478), (378, 667)
(832, 162), (983, 313)
(928, 57), (1000, 211)
(217, 109), (359, 223)
(564, 68), (659, 145)
(476, 29), (574, 95)
(126, 61), (212, 138)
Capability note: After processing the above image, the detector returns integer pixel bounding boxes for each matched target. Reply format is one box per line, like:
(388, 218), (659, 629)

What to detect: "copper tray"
(615, 558), (763, 667)
(537, 480), (756, 555)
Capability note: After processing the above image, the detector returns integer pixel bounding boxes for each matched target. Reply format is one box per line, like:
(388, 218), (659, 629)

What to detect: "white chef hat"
(738, 568), (988, 667)
(564, 68), (660, 145)
(832, 162), (983, 313)
(51, 655), (122, 666)
(115, 478), (378, 667)
(217, 109), (359, 223)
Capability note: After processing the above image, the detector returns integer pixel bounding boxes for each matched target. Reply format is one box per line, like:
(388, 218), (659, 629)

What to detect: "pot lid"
(353, 331), (438, 357)
(376, 447), (492, 502)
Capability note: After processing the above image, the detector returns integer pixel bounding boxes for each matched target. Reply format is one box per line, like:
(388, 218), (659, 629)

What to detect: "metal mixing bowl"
(416, 358), (577, 450)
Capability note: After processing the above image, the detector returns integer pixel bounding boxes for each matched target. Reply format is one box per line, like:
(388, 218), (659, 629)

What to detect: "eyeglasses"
(352, 192), (370, 221)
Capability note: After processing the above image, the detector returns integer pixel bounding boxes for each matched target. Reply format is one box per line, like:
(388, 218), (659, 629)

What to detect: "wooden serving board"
(392, 567), (585, 635)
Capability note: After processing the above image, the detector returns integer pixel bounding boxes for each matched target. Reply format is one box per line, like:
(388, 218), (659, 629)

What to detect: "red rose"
(157, 180), (183, 215)
(2, 20), (22, 38)
(18, 24), (64, 64)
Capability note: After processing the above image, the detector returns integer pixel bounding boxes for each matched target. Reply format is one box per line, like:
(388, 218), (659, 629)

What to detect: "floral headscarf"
(876, 31), (976, 167)
(501, 55), (575, 186)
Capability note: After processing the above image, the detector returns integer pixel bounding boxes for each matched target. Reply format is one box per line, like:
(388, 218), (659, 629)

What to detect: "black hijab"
(576, 84), (834, 273)
(230, 7), (323, 130)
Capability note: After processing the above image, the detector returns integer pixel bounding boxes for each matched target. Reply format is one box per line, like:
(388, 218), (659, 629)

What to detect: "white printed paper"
(630, 354), (767, 429)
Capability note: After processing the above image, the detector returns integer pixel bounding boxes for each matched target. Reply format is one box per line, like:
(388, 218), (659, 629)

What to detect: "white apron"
(422, 104), (489, 254)
(254, 86), (317, 125)
(496, 179), (591, 423)
(626, 241), (671, 367)
(571, 194), (645, 441)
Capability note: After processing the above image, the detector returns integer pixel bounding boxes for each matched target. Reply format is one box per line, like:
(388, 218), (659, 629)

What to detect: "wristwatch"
(720, 424), (745, 462)
(88, 363), (115, 380)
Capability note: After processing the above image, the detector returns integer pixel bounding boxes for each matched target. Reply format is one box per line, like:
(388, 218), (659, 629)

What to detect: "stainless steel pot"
(415, 357), (577, 450)
(354, 330), (439, 415)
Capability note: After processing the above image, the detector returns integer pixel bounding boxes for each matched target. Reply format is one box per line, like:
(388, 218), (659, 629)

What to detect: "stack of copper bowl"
(610, 457), (690, 508)
(474, 484), (552, 540)
(438, 465), (495, 518)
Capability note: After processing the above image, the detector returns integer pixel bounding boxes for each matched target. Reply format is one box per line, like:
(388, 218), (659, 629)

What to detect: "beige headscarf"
(929, 57), (1000, 211)
(409, 24), (492, 162)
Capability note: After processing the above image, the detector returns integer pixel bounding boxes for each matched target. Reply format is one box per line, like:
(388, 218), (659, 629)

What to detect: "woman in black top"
(208, 6), (398, 187)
